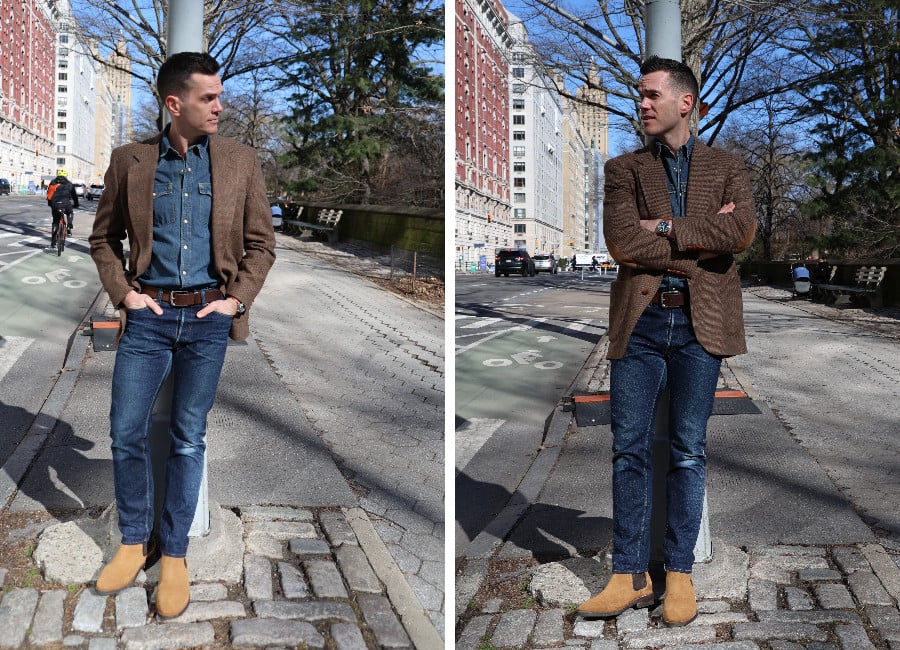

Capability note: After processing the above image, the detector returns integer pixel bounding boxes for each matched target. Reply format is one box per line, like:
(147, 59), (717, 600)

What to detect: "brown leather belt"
(140, 285), (224, 307)
(651, 289), (689, 308)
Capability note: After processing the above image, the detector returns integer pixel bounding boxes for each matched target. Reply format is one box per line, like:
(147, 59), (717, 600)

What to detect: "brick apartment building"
(455, 0), (514, 271)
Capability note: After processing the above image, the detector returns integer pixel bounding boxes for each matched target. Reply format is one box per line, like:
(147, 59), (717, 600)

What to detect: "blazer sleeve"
(603, 154), (699, 277)
(226, 151), (276, 307)
(673, 152), (756, 254)
(89, 148), (132, 308)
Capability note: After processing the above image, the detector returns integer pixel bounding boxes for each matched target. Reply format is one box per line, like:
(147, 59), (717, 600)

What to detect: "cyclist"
(47, 176), (79, 248)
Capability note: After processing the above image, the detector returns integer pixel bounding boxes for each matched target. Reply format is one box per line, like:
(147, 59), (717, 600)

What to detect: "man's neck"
(165, 123), (203, 158)
(655, 126), (693, 155)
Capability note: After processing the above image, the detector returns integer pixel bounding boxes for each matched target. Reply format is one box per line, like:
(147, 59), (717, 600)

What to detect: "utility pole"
(644, 0), (714, 564)
(150, 0), (210, 538)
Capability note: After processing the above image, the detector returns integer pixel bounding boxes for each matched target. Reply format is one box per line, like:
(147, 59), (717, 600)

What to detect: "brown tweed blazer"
(89, 133), (276, 341)
(603, 140), (756, 359)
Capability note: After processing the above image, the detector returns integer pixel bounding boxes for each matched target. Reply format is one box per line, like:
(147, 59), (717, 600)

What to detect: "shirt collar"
(655, 134), (695, 161)
(159, 124), (210, 161)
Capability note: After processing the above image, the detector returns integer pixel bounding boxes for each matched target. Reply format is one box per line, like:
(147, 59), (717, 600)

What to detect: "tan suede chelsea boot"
(156, 555), (191, 619)
(576, 572), (655, 617)
(662, 570), (698, 626)
(95, 542), (152, 594)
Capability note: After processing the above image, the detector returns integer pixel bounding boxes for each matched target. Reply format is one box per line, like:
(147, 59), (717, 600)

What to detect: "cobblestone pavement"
(0, 506), (418, 649)
(457, 542), (900, 649)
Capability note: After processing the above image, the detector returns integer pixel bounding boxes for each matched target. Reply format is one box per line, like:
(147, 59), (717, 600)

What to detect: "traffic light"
(487, 213), (492, 223)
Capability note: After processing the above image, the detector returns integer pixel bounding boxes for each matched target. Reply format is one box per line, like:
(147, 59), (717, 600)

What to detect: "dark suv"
(0, 178), (10, 195)
(495, 249), (535, 277)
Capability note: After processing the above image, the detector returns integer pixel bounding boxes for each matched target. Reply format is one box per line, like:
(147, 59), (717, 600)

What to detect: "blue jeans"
(609, 303), (721, 573)
(109, 302), (232, 557)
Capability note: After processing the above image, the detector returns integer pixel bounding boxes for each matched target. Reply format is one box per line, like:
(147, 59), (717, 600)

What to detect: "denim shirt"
(657, 135), (695, 291)
(138, 128), (218, 289)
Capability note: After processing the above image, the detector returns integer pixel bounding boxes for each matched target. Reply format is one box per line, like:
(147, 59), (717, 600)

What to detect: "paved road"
(455, 272), (608, 555)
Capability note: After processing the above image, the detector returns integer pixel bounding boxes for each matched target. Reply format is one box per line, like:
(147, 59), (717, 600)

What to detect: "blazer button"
(641, 288), (649, 295)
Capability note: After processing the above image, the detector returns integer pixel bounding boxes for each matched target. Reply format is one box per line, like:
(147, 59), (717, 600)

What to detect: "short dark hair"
(157, 52), (220, 100)
(640, 56), (699, 103)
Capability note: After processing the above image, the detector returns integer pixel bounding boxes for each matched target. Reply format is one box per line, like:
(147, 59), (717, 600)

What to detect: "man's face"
(637, 70), (692, 140)
(167, 73), (223, 139)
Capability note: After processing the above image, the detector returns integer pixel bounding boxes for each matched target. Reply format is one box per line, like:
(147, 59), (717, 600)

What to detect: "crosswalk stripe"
(455, 418), (505, 474)
(0, 336), (34, 384)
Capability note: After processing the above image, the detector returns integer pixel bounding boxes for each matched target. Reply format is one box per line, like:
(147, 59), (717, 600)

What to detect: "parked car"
(85, 184), (104, 200)
(72, 183), (86, 197)
(0, 178), (10, 195)
(533, 253), (558, 274)
(495, 249), (535, 277)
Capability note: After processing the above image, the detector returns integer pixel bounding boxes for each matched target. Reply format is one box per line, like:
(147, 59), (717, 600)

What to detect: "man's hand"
(122, 290), (163, 315)
(718, 202), (735, 214)
(197, 298), (238, 319)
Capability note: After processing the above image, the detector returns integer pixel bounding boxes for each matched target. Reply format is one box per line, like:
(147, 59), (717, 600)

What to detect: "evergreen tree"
(796, 0), (900, 259)
(275, 0), (443, 205)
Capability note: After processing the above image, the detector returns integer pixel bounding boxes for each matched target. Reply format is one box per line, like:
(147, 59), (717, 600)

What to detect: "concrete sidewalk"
(456, 288), (900, 649)
(0, 239), (444, 649)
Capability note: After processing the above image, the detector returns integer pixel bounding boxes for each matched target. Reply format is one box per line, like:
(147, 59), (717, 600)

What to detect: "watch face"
(657, 220), (671, 235)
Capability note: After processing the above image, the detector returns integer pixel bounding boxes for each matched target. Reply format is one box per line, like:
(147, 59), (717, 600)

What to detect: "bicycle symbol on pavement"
(21, 267), (87, 289)
(483, 349), (563, 370)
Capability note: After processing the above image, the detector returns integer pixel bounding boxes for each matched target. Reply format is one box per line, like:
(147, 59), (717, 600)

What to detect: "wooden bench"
(285, 208), (343, 243)
(817, 265), (887, 307)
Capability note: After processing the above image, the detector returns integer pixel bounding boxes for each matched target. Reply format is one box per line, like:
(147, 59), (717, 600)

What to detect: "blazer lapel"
(126, 142), (160, 244)
(635, 150), (672, 219)
(209, 135), (237, 247)
(685, 141), (715, 217)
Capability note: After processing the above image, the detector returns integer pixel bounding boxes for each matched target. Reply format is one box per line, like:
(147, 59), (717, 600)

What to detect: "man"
(576, 57), (755, 626)
(89, 52), (275, 618)
(47, 175), (78, 247)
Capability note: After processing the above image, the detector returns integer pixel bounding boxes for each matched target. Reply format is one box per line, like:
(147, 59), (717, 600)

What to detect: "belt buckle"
(169, 290), (194, 307)
(660, 290), (681, 308)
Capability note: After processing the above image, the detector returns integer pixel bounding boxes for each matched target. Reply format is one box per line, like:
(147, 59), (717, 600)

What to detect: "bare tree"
(516, 0), (816, 144)
(75, 0), (277, 126)
(721, 94), (814, 260)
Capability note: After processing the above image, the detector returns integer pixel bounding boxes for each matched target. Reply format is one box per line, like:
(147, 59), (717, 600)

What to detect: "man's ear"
(680, 93), (695, 118)
(164, 94), (180, 117)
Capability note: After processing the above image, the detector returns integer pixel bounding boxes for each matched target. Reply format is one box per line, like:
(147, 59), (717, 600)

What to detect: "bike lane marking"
(0, 336), (34, 384)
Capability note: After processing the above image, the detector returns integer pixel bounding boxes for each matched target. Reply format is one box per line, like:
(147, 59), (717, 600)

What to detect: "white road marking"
(455, 418), (505, 474)
(0, 336), (34, 384)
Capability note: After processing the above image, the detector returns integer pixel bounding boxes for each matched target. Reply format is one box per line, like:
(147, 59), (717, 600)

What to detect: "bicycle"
(52, 207), (69, 256)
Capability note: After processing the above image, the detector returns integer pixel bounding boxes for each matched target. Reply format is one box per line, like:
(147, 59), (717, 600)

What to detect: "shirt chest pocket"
(197, 182), (212, 225)
(153, 183), (175, 226)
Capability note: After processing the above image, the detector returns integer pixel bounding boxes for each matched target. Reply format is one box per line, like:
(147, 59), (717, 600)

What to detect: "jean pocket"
(153, 182), (175, 226)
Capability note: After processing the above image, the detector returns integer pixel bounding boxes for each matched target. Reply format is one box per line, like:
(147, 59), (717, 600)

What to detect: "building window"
(57, 121), (66, 129)
(512, 83), (525, 93)
(56, 157), (66, 165)
(513, 99), (525, 110)
(513, 162), (525, 172)
(513, 177), (526, 187)
(513, 114), (525, 125)
(512, 67), (525, 78)
(514, 193), (526, 203)
(512, 52), (525, 63)
(58, 85), (67, 94)
(514, 215), (526, 225)
(512, 146), (525, 156)
(59, 34), (69, 43)
(513, 131), (525, 141)
(58, 73), (67, 81)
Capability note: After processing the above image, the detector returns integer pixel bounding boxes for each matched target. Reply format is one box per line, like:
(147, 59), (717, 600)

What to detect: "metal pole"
(645, 0), (712, 565)
(149, 0), (210, 538)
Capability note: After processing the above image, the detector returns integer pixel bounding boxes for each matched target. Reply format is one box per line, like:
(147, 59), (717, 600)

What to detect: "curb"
(346, 507), (444, 649)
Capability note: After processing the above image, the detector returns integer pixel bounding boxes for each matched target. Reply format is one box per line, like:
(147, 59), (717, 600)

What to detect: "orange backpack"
(47, 183), (58, 201)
